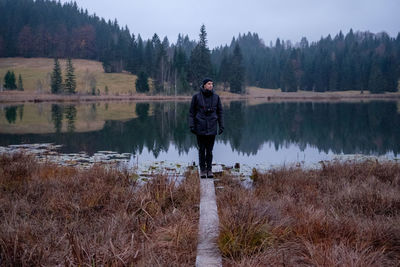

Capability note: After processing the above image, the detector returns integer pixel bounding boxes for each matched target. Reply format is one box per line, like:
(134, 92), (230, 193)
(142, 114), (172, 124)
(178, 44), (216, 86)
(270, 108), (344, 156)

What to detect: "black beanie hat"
(202, 78), (213, 87)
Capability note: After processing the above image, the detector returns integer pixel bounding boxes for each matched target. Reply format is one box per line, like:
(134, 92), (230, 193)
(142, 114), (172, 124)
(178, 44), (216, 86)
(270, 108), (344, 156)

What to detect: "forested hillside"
(1, 0), (399, 94)
(219, 31), (400, 93)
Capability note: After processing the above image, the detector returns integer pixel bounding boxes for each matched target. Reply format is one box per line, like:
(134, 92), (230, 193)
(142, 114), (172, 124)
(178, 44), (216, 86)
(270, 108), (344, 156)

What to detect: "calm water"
(1, 100), (399, 167)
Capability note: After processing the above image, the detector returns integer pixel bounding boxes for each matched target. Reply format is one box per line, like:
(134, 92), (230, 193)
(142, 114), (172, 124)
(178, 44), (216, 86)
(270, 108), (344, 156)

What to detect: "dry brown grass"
(0, 153), (200, 266)
(0, 57), (137, 95)
(216, 160), (400, 266)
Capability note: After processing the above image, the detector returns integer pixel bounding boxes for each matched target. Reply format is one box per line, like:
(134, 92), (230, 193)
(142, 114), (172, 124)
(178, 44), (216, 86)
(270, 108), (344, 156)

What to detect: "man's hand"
(218, 128), (224, 135)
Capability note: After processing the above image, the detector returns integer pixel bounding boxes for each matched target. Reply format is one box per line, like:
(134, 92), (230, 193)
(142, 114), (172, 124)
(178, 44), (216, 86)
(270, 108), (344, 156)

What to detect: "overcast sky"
(61, 0), (400, 48)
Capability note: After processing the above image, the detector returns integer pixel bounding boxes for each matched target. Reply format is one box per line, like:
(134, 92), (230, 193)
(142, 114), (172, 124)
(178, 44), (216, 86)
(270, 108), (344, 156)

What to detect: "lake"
(0, 100), (399, 168)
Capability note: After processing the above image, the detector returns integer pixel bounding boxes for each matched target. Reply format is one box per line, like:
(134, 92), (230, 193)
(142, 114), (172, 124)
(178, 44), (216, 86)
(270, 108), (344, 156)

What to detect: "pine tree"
(189, 24), (213, 90)
(173, 47), (190, 94)
(368, 59), (384, 94)
(281, 59), (297, 92)
(136, 71), (149, 93)
(229, 44), (245, 94)
(64, 58), (76, 94)
(136, 35), (145, 72)
(51, 58), (63, 94)
(328, 62), (339, 91)
(10, 71), (17, 90)
(3, 70), (17, 90)
(144, 41), (153, 76)
(218, 48), (231, 91)
(151, 34), (168, 93)
(126, 33), (138, 74)
(17, 74), (24, 91)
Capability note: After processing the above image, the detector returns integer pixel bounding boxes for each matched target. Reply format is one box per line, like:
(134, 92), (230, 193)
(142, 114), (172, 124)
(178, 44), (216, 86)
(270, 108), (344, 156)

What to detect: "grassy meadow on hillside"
(0, 58), (137, 95)
(1, 58), (400, 103)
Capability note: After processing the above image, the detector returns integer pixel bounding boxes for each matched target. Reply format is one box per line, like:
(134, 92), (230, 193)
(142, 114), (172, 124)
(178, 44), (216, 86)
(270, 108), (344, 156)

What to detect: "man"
(189, 78), (224, 178)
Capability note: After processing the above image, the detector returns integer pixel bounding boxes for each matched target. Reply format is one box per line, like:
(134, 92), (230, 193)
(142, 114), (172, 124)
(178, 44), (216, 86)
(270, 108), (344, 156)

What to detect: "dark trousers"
(196, 135), (216, 171)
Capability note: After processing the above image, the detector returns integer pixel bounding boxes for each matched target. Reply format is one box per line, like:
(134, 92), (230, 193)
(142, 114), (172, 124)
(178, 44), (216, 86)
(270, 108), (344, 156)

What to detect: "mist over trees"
(1, 0), (399, 94)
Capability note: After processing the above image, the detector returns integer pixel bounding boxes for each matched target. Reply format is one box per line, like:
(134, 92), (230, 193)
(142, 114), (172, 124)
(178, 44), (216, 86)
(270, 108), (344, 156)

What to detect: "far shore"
(1, 87), (400, 104)
(2, 58), (399, 104)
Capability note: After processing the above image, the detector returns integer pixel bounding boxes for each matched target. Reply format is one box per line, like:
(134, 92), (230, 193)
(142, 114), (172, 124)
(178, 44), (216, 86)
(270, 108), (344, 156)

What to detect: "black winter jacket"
(189, 88), (224, 135)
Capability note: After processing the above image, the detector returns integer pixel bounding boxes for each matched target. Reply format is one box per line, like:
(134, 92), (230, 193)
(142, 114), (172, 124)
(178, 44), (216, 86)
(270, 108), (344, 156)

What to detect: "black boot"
(200, 170), (207, 179)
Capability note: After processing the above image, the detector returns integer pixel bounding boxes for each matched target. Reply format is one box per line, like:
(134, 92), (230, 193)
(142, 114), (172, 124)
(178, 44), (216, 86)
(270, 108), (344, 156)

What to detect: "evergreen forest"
(1, 0), (399, 94)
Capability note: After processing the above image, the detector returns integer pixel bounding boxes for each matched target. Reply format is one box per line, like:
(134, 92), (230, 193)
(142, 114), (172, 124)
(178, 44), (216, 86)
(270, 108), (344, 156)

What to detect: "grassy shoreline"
(1, 58), (400, 104)
(0, 153), (200, 266)
(1, 153), (399, 265)
(215, 160), (400, 266)
(1, 88), (400, 104)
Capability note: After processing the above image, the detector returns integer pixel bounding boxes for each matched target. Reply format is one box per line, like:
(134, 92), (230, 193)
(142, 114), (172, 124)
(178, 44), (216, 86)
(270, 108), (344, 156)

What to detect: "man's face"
(204, 81), (213, 90)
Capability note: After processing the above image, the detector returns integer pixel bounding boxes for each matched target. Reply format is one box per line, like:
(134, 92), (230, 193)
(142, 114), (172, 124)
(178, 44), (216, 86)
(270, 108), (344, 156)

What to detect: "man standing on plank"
(189, 78), (224, 178)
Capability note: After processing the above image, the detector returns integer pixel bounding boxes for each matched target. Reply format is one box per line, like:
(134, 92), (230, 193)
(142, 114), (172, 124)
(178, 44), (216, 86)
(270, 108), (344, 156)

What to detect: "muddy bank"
(1, 89), (400, 104)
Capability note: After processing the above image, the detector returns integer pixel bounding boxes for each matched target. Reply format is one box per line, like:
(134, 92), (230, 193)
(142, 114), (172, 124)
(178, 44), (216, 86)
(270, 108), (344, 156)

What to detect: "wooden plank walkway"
(195, 176), (222, 267)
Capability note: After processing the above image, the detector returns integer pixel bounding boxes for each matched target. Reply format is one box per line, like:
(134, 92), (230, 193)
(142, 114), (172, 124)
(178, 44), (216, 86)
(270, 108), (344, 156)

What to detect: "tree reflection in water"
(0, 101), (399, 159)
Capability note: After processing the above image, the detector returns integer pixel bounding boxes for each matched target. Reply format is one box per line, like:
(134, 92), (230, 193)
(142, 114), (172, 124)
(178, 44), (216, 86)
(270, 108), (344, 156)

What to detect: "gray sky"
(61, 0), (400, 48)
